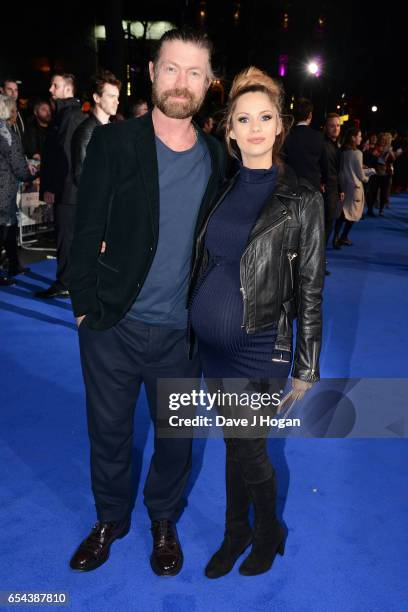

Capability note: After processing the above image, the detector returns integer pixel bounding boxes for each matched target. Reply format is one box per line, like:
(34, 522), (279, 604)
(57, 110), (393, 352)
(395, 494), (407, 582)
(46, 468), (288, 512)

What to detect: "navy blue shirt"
(127, 132), (211, 328)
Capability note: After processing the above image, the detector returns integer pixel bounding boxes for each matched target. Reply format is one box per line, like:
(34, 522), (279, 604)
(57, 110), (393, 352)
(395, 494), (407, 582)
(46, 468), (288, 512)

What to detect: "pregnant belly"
(190, 263), (246, 350)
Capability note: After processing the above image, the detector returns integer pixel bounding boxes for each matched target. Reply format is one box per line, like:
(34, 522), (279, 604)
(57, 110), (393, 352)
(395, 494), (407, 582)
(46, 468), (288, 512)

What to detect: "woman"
(334, 128), (368, 247)
(0, 94), (33, 285)
(188, 68), (325, 577)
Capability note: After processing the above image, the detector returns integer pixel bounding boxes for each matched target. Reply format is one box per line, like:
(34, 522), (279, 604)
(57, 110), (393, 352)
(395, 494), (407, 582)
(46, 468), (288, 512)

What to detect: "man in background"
(36, 73), (85, 299)
(72, 70), (121, 187)
(0, 78), (25, 141)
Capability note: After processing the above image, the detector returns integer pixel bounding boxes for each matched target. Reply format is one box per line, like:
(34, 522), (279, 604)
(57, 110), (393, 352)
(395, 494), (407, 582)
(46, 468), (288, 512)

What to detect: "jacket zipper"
(287, 252), (298, 290)
(239, 214), (291, 331)
(310, 340), (317, 381)
(240, 286), (247, 328)
(240, 214), (291, 261)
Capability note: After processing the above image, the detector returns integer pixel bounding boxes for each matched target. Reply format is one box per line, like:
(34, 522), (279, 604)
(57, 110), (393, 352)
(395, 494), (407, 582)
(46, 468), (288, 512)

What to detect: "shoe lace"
(152, 521), (177, 553)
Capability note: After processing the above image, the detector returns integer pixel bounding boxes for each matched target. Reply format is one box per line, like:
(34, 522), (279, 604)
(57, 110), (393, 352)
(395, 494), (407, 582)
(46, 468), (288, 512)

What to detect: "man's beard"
(152, 83), (205, 119)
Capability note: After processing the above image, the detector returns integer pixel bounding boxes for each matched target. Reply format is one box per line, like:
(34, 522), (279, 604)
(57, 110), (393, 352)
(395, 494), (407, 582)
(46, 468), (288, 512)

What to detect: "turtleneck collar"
(238, 163), (278, 184)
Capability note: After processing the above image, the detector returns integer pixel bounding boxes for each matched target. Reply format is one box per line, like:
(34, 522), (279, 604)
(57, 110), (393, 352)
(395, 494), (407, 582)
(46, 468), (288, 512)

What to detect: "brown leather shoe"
(150, 520), (183, 576)
(69, 518), (130, 572)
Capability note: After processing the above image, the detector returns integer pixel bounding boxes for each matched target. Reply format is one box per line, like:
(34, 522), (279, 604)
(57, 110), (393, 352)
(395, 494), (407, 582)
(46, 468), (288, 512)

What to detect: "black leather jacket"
(71, 113), (101, 187)
(188, 164), (325, 383)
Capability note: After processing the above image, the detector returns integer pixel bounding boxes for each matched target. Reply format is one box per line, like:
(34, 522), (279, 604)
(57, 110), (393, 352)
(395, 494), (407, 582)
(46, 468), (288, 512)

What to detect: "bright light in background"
(371, 105), (378, 112)
(306, 59), (321, 77)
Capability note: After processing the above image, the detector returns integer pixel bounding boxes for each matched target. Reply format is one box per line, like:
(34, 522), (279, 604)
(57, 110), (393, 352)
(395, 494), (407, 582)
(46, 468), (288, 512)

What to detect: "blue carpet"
(0, 196), (407, 612)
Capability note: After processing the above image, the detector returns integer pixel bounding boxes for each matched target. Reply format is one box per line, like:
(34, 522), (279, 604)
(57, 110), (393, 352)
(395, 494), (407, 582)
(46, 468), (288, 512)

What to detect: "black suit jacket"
(40, 98), (86, 204)
(69, 112), (226, 329)
(282, 124), (328, 191)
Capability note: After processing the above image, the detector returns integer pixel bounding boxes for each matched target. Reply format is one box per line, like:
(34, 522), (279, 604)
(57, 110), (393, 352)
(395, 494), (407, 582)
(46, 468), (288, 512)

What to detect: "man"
(72, 70), (121, 187)
(283, 97), (328, 191)
(0, 78), (25, 140)
(36, 73), (85, 298)
(69, 29), (225, 575)
(323, 113), (344, 249)
(24, 99), (52, 159)
(130, 98), (149, 118)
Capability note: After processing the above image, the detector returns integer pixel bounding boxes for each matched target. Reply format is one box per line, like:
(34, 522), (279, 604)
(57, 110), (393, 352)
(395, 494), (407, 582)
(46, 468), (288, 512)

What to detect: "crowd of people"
(0, 27), (407, 580)
(0, 70), (406, 287)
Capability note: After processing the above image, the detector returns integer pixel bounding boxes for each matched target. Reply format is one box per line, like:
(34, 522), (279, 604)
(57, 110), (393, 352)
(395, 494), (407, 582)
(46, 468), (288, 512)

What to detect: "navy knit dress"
(190, 164), (291, 380)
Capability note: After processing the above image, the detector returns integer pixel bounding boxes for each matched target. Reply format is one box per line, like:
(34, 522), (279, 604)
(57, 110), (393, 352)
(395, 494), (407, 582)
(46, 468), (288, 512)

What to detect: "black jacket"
(71, 113), (101, 187)
(283, 124), (328, 191)
(69, 112), (226, 330)
(40, 98), (85, 204)
(324, 135), (342, 194)
(189, 164), (325, 383)
(23, 119), (48, 159)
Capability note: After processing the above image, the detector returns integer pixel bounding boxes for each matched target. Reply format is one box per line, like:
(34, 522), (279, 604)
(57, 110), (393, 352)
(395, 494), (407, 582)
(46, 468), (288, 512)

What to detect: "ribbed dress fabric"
(190, 164), (291, 379)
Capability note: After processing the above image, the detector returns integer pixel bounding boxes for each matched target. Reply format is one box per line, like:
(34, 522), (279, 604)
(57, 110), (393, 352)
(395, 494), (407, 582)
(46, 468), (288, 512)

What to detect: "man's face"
(4, 81), (18, 100)
(326, 117), (341, 140)
(94, 83), (120, 117)
(35, 103), (52, 124)
(49, 76), (71, 100)
(149, 40), (210, 119)
(133, 102), (148, 117)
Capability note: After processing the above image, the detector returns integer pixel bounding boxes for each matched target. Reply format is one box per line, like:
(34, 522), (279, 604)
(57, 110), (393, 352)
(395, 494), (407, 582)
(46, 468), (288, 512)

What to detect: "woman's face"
(229, 91), (281, 168)
(354, 131), (362, 146)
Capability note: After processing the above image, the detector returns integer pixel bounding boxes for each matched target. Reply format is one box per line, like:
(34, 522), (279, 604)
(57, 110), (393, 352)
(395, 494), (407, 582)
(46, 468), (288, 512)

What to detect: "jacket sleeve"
(9, 131), (31, 182)
(292, 189), (325, 382)
(69, 126), (112, 317)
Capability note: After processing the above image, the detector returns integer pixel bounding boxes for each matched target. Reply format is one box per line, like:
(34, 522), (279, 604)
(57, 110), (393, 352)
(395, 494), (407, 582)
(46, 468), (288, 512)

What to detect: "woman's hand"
(277, 378), (313, 414)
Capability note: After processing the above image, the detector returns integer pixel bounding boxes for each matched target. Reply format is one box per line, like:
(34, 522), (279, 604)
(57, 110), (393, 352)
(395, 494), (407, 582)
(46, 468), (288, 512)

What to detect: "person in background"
(323, 113), (344, 255)
(367, 132), (395, 216)
(72, 70), (121, 187)
(0, 95), (35, 284)
(23, 100), (52, 160)
(0, 78), (25, 141)
(282, 97), (328, 192)
(334, 128), (369, 246)
(130, 99), (148, 118)
(201, 114), (215, 134)
(36, 72), (86, 299)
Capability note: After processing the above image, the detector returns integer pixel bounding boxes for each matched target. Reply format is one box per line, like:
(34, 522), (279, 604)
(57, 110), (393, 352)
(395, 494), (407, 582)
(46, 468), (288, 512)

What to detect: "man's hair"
(326, 112), (341, 123)
(90, 70), (122, 100)
(51, 72), (76, 94)
(152, 27), (214, 79)
(294, 97), (313, 122)
(1, 77), (18, 89)
(33, 98), (51, 113)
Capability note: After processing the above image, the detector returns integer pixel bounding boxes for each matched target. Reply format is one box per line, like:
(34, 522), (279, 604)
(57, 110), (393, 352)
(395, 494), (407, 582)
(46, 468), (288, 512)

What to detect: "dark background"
(1, 0), (406, 131)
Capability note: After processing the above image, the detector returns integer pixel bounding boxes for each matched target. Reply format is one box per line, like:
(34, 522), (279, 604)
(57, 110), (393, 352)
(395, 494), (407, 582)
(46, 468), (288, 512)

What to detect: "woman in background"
(0, 95), (34, 285)
(334, 128), (369, 246)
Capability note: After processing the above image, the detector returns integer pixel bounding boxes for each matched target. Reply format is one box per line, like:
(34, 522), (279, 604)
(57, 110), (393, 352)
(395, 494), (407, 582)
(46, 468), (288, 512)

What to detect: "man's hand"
(76, 315), (86, 328)
(44, 191), (55, 205)
(277, 378), (313, 414)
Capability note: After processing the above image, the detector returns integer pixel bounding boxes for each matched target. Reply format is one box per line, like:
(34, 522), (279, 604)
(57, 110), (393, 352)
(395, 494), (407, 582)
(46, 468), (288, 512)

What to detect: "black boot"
(205, 457), (252, 579)
(239, 476), (285, 576)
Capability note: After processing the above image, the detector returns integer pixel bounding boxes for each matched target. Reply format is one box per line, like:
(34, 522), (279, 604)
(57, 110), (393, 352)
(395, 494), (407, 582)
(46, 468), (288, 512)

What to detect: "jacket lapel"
(132, 113), (160, 239)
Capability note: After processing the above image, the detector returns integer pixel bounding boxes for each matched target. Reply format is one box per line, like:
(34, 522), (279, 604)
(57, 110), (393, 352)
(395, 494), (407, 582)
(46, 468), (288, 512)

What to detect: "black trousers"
(367, 174), (391, 213)
(323, 190), (340, 246)
(0, 224), (19, 272)
(54, 204), (75, 289)
(78, 317), (201, 523)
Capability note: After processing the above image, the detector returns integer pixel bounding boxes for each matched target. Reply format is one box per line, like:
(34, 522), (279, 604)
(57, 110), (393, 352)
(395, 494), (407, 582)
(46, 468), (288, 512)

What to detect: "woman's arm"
(292, 189), (325, 383)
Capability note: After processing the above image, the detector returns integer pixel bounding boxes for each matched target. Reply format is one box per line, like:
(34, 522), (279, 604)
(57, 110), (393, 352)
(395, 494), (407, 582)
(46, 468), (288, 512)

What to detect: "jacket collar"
(55, 97), (81, 112)
(130, 111), (221, 240)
